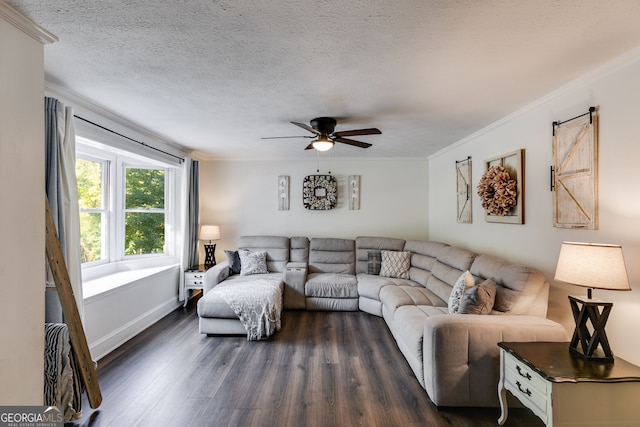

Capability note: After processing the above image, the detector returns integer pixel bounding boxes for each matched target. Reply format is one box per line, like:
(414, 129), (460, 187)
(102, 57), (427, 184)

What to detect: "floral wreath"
(477, 165), (517, 216)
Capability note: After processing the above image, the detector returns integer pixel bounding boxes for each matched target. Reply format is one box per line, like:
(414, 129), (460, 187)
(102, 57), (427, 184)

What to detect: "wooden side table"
(183, 265), (209, 307)
(498, 341), (640, 426)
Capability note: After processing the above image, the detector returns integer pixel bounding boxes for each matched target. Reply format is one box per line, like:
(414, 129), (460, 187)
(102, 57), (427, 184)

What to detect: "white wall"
(428, 48), (640, 366)
(84, 266), (181, 361)
(199, 158), (429, 261)
(0, 9), (47, 404)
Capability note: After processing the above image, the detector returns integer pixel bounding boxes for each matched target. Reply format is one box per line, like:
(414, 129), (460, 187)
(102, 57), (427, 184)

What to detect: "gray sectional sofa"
(197, 235), (568, 407)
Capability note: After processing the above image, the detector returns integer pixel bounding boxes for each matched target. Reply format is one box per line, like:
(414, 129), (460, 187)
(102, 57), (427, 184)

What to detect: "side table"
(183, 265), (209, 307)
(498, 341), (640, 426)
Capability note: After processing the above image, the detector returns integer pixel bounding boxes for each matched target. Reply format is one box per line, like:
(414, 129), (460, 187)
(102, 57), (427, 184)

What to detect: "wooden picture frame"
(278, 175), (289, 211)
(482, 149), (524, 224)
(456, 157), (472, 223)
(348, 175), (360, 210)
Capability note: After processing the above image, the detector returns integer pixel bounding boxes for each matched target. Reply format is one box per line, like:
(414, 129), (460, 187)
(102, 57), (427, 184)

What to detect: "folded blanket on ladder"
(211, 278), (283, 340)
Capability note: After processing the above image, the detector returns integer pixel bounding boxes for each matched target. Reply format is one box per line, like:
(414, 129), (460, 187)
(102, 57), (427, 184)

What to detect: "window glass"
(124, 167), (166, 255)
(76, 157), (106, 263)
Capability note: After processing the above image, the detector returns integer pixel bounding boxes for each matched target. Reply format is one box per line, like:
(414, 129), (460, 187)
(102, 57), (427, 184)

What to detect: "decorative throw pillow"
(238, 250), (268, 276)
(448, 270), (475, 314)
(458, 278), (497, 315)
(224, 250), (241, 275)
(379, 250), (411, 279)
(367, 250), (382, 275)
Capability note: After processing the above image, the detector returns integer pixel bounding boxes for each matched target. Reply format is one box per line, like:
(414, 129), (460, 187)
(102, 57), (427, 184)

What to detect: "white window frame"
(76, 137), (179, 280)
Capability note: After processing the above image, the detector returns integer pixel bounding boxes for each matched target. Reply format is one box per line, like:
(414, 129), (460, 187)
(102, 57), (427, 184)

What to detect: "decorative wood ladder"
(45, 198), (102, 408)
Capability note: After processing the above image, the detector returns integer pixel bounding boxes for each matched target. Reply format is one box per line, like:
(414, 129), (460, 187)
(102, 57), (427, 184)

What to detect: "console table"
(498, 341), (640, 426)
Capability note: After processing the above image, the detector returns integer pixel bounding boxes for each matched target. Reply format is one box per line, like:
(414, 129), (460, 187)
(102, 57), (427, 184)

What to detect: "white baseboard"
(89, 297), (182, 361)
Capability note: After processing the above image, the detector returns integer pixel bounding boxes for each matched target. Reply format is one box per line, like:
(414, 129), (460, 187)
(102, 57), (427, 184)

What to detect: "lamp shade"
(554, 242), (631, 291)
(199, 225), (220, 241)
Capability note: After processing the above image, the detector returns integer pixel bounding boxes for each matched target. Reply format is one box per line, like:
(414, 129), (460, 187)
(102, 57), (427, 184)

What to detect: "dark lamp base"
(204, 243), (217, 267)
(568, 295), (614, 363)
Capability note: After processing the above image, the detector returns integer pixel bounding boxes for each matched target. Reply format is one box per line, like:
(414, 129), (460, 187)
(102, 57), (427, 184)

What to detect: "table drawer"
(185, 272), (205, 288)
(504, 352), (549, 421)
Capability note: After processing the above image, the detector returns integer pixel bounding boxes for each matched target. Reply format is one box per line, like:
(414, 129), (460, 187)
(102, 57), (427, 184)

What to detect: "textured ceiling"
(8, 0), (640, 160)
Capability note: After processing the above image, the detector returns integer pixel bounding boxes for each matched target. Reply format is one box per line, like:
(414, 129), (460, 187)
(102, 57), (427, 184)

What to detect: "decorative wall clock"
(303, 175), (337, 210)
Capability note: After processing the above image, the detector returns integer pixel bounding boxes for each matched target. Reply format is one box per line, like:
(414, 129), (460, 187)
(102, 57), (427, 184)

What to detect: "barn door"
(553, 112), (598, 229)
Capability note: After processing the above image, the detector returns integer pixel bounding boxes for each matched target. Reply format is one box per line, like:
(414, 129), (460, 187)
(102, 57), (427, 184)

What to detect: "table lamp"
(554, 242), (631, 362)
(199, 225), (220, 267)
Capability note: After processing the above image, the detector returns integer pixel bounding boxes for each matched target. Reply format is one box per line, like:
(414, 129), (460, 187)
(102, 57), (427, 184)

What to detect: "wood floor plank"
(66, 302), (543, 427)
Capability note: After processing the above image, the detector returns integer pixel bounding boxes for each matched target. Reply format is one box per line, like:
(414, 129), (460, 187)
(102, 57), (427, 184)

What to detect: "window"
(76, 138), (177, 269)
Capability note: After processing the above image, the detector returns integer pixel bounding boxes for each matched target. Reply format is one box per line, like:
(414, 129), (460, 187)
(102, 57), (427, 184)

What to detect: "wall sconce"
(199, 225), (220, 267)
(554, 241), (631, 362)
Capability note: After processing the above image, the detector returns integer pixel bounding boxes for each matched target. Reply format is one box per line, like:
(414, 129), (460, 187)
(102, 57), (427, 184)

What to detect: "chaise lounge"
(197, 235), (567, 407)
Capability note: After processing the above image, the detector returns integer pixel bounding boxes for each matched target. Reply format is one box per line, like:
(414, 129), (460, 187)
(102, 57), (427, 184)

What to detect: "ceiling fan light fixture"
(312, 135), (334, 151)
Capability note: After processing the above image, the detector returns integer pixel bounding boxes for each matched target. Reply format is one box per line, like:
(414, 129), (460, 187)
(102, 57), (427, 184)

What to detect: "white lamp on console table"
(199, 225), (220, 267)
(554, 241), (631, 362)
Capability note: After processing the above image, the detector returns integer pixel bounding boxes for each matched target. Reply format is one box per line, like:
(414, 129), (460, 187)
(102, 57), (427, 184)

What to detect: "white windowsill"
(82, 257), (180, 301)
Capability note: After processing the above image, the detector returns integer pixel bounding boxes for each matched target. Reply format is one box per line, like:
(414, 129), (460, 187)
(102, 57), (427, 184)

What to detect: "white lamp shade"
(554, 242), (631, 291)
(199, 225), (220, 241)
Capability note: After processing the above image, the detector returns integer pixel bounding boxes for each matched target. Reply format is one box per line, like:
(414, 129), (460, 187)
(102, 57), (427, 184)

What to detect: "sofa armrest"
(203, 261), (230, 294)
(284, 262), (308, 309)
(423, 314), (568, 407)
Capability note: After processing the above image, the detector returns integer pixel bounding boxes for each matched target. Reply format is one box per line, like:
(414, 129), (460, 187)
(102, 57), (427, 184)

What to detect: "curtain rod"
(73, 115), (184, 162)
(552, 106), (596, 136)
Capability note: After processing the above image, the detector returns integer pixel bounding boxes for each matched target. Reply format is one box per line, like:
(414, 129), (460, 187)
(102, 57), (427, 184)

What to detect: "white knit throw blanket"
(212, 278), (283, 341)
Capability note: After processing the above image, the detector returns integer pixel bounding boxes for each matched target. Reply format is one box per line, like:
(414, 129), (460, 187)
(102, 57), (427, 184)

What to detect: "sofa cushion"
(308, 238), (355, 274)
(239, 250), (268, 275)
(448, 270), (475, 314)
(426, 246), (476, 304)
(380, 250), (411, 279)
(458, 278), (497, 315)
(305, 273), (358, 298)
(290, 236), (310, 263)
(198, 273), (283, 318)
(367, 251), (382, 275)
(403, 240), (449, 286)
(380, 285), (446, 315)
(238, 235), (290, 273)
(469, 254), (548, 316)
(356, 273), (416, 300)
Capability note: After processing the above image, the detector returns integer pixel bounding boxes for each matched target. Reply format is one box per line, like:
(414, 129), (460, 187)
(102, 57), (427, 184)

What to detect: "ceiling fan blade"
(291, 121), (321, 135)
(333, 137), (372, 148)
(261, 135), (314, 139)
(333, 128), (381, 137)
(304, 143), (314, 150)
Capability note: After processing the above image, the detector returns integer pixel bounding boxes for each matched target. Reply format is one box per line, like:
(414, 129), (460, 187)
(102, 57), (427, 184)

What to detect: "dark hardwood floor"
(67, 297), (543, 427)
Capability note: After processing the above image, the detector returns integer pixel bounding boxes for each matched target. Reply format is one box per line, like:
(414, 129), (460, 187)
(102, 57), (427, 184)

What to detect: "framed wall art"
(552, 107), (598, 229)
(278, 175), (289, 210)
(478, 149), (524, 224)
(303, 175), (337, 210)
(456, 157), (472, 223)
(348, 175), (360, 210)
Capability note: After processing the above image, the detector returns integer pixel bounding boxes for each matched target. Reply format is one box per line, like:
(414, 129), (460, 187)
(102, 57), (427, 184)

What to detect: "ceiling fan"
(262, 117), (381, 151)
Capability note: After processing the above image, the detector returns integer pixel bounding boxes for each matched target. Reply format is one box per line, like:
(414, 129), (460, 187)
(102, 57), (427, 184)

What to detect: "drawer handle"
(516, 365), (531, 380)
(516, 381), (532, 397)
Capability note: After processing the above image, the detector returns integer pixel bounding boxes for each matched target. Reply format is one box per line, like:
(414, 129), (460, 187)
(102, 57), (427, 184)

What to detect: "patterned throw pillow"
(448, 270), (475, 314)
(238, 250), (268, 276)
(379, 250), (411, 279)
(367, 251), (382, 275)
(458, 278), (497, 315)
(224, 250), (241, 275)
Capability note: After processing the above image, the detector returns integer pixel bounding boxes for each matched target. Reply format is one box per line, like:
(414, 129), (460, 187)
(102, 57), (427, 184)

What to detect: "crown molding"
(0, 1), (57, 44)
(429, 45), (640, 160)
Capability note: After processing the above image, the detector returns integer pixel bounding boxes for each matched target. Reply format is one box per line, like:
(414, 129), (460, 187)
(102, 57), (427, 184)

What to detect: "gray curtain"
(187, 160), (199, 268)
(45, 97), (82, 322)
(179, 158), (199, 302)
